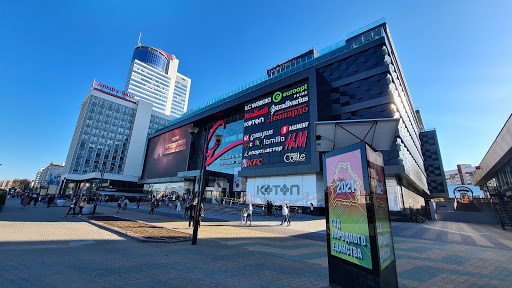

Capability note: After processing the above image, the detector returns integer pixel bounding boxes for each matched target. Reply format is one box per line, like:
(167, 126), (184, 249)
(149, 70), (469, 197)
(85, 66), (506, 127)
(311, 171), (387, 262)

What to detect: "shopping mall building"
(140, 20), (430, 216)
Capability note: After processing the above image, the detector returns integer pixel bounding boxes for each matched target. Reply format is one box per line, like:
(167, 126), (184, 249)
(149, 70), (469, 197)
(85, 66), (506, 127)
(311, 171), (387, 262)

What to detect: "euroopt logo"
(272, 84), (308, 103)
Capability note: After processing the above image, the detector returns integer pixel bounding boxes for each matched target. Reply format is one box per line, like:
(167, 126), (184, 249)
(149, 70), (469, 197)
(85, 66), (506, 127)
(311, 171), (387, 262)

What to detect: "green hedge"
(0, 190), (6, 206)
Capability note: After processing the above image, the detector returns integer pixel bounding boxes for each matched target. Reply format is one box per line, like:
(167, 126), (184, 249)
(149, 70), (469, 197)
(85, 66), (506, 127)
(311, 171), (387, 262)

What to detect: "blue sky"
(0, 0), (511, 180)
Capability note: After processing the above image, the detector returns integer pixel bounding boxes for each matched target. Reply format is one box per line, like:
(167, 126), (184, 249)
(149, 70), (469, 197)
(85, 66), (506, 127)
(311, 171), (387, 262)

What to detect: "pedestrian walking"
(241, 208), (248, 226)
(184, 200), (190, 218)
(285, 204), (291, 226)
(78, 197), (87, 216)
(176, 198), (181, 211)
(136, 197), (141, 209)
(188, 202), (196, 228)
(116, 197), (123, 214)
(47, 194), (54, 208)
(64, 197), (78, 217)
(246, 203), (253, 226)
(280, 204), (290, 226)
(33, 194), (38, 207)
(21, 194), (31, 208)
(149, 198), (156, 214)
(310, 202), (314, 215)
(122, 197), (128, 213)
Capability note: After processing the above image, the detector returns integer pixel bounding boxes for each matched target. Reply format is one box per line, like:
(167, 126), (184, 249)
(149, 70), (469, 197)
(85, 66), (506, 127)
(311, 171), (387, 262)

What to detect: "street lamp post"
(94, 164), (112, 213)
(188, 126), (222, 245)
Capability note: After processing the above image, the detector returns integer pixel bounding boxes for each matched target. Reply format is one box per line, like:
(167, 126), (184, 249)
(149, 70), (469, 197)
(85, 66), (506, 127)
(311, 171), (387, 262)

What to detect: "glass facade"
(70, 95), (136, 175)
(132, 46), (168, 73)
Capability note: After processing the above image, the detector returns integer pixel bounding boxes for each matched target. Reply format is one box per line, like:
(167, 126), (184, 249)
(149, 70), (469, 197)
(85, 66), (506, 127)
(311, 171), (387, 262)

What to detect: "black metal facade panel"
(420, 130), (449, 196)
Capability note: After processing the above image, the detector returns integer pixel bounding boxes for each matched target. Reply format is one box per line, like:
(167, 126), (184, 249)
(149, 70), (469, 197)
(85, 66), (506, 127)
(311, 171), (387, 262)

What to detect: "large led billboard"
(242, 81), (310, 170)
(141, 124), (192, 180)
(325, 148), (372, 269)
(366, 146), (395, 270)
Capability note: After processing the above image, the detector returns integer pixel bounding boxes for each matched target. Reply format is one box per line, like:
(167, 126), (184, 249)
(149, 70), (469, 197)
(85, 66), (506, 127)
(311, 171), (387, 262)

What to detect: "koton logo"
(245, 107), (269, 119)
(242, 158), (264, 168)
(284, 152), (306, 163)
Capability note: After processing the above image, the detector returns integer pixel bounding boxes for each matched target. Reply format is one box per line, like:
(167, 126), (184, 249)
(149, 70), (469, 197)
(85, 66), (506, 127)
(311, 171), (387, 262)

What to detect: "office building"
(139, 20), (430, 217)
(472, 114), (512, 229)
(416, 110), (449, 198)
(60, 82), (173, 196)
(36, 163), (65, 195)
(446, 164), (477, 185)
(124, 44), (191, 118)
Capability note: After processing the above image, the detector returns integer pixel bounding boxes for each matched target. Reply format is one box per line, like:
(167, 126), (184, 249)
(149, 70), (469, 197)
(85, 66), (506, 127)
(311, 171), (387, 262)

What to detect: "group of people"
(63, 197), (90, 217)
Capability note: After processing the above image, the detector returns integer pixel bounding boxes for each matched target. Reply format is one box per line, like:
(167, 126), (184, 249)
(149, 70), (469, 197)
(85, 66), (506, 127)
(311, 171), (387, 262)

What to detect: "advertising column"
(323, 141), (398, 288)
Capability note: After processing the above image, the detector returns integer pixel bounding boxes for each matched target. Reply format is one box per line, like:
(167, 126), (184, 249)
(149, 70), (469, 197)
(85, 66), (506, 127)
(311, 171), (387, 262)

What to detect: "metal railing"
(157, 19), (386, 132)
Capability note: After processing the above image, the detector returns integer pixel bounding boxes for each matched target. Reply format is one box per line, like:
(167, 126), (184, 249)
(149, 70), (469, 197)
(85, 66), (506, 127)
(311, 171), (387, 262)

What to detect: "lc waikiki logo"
(272, 84), (308, 103)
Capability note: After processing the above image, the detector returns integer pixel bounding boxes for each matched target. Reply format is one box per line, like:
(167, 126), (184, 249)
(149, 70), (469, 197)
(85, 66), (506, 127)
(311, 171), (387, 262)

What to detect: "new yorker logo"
(272, 84), (308, 103)
(245, 107), (269, 119)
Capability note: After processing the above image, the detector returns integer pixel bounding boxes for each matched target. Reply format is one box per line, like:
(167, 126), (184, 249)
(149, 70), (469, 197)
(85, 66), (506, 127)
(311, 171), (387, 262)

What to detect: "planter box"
(81, 205), (94, 215)
(57, 200), (66, 207)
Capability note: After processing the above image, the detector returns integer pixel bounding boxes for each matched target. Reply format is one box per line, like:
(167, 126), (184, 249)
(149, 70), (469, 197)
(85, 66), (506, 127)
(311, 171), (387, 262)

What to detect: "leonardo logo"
(273, 91), (282, 103)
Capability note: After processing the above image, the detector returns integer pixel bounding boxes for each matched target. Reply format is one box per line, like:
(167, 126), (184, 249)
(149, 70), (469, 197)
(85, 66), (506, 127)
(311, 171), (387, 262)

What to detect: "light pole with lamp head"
(188, 125), (223, 245)
(94, 163), (112, 213)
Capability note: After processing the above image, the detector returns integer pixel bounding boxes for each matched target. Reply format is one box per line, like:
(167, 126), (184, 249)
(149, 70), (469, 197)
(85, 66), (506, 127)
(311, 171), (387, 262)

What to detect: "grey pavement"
(1, 197), (511, 288)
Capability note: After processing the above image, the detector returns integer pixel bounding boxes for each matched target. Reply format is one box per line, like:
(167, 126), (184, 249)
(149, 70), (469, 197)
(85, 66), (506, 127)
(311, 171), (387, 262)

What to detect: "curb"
(81, 215), (192, 243)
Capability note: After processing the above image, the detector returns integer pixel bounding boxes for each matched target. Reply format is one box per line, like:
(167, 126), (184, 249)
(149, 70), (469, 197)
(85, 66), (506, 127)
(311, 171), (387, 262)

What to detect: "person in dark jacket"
(64, 197), (78, 217)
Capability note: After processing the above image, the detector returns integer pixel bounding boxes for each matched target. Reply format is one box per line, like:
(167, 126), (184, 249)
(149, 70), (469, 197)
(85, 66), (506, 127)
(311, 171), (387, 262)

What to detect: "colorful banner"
(325, 149), (372, 269)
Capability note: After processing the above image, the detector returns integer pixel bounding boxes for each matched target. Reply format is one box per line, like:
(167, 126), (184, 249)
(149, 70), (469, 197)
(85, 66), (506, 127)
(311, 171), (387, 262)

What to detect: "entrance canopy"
(315, 118), (400, 152)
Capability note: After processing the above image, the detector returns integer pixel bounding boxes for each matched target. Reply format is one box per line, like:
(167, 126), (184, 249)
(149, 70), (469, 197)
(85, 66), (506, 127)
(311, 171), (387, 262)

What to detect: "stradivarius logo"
(273, 91), (282, 103)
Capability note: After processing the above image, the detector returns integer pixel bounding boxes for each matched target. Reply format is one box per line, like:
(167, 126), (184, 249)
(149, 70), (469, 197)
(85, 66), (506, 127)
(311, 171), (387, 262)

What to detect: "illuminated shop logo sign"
(249, 129), (273, 140)
(244, 117), (265, 127)
(245, 139), (262, 148)
(284, 152), (306, 163)
(244, 146), (283, 156)
(163, 136), (186, 154)
(95, 82), (135, 100)
(256, 184), (300, 195)
(284, 131), (307, 150)
(245, 107), (269, 119)
(281, 122), (309, 135)
(268, 104), (308, 123)
(272, 84), (308, 103)
(242, 158), (263, 168)
(245, 97), (271, 111)
(270, 96), (309, 114)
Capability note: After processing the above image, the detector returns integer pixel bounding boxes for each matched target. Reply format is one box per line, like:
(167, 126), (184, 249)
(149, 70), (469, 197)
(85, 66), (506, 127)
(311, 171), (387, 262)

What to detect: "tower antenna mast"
(138, 32), (141, 46)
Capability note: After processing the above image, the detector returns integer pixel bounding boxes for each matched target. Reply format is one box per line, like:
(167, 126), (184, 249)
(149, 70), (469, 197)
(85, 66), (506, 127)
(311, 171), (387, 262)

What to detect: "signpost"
(323, 141), (398, 288)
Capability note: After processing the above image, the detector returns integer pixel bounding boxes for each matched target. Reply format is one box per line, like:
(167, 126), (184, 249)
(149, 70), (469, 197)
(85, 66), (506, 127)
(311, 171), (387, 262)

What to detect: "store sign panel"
(325, 148), (372, 269)
(242, 81), (310, 168)
(246, 174), (321, 206)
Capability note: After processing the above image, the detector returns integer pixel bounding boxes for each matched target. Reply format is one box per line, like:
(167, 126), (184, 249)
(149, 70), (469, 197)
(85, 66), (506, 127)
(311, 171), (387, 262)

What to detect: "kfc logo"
(242, 158), (264, 168)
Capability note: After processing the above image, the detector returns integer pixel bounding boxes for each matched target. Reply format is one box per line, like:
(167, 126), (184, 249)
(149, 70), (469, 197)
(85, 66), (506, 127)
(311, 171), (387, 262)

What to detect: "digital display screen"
(242, 81), (310, 170)
(366, 147), (395, 270)
(325, 149), (372, 269)
(141, 124), (192, 180)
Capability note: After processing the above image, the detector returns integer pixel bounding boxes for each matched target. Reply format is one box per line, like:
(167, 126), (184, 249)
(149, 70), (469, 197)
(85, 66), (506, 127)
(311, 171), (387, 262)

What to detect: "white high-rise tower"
(124, 40), (191, 118)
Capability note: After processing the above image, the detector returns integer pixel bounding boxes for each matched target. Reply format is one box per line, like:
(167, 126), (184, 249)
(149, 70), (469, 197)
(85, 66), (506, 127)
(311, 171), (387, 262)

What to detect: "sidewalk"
(1, 197), (511, 287)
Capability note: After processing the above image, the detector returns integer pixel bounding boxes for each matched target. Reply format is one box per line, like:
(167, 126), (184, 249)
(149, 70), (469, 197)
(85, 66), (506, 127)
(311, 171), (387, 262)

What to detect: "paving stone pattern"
(1, 198), (511, 288)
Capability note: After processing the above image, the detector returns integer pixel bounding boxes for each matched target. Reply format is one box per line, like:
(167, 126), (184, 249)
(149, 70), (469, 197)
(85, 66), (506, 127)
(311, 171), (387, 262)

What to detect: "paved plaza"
(1, 198), (511, 288)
